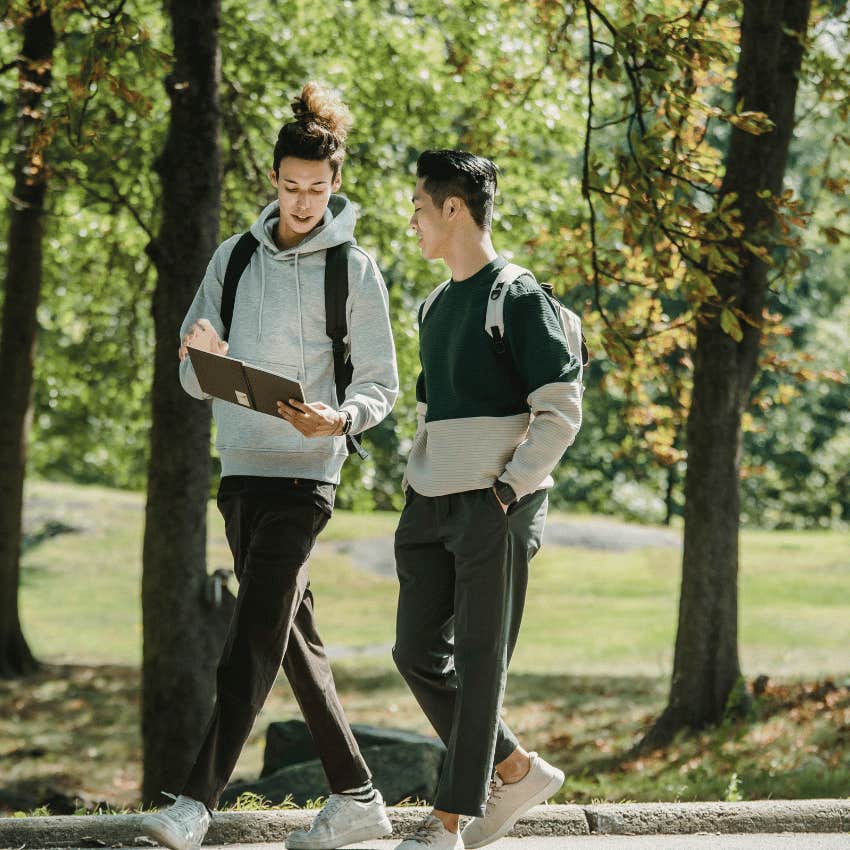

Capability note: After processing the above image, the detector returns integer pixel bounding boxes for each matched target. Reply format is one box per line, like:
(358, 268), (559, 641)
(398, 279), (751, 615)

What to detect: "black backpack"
(221, 231), (368, 459)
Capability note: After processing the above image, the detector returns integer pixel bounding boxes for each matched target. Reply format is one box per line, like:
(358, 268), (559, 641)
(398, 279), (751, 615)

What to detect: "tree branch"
(590, 113), (633, 130)
(582, 0), (628, 346)
(79, 178), (154, 241)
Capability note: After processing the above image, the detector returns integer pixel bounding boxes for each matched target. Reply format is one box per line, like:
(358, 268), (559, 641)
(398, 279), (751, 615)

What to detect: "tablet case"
(187, 346), (304, 418)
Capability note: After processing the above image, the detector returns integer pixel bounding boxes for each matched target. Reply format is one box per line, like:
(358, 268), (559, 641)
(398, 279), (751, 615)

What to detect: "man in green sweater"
(392, 150), (583, 850)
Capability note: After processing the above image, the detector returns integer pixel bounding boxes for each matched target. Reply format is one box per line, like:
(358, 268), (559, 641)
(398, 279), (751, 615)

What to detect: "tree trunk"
(141, 0), (227, 803)
(643, 0), (811, 748)
(0, 5), (55, 679)
(663, 460), (677, 526)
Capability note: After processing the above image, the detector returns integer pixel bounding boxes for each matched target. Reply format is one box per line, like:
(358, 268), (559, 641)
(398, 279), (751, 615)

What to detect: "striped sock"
(341, 780), (377, 803)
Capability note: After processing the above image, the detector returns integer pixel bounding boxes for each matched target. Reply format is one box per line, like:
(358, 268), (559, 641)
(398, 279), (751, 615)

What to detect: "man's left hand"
(277, 399), (344, 438)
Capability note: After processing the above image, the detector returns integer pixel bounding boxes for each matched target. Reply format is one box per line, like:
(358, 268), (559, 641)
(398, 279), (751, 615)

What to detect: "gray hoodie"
(179, 194), (399, 483)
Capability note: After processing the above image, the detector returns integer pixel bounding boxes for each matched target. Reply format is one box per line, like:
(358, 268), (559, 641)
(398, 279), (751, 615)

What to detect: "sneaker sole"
(141, 816), (201, 850)
(462, 769), (565, 849)
(284, 814), (393, 850)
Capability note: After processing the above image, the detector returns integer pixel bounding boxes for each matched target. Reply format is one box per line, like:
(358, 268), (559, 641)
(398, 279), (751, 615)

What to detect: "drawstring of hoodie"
(294, 252), (307, 381)
(256, 241), (307, 385)
(257, 249), (266, 340)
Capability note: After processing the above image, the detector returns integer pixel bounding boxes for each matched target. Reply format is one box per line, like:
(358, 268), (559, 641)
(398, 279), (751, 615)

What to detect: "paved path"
(320, 516), (681, 581)
(317, 514), (681, 659)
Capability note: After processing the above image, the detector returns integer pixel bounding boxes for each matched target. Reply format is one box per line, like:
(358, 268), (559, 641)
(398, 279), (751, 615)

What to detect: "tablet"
(242, 361), (304, 416)
(187, 347), (305, 418)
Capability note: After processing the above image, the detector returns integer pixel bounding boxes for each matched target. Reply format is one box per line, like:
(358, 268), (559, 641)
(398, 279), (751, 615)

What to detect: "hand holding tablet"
(276, 399), (345, 437)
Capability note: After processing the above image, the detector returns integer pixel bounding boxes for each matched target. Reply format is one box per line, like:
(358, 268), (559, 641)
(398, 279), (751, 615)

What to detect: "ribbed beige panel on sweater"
(404, 381), (582, 500)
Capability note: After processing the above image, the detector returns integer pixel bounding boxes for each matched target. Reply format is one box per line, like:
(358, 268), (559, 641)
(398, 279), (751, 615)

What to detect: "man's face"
(410, 178), (450, 260)
(270, 157), (341, 243)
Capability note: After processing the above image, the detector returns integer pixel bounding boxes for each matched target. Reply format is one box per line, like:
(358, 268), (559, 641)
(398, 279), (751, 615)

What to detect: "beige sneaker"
(461, 752), (564, 848)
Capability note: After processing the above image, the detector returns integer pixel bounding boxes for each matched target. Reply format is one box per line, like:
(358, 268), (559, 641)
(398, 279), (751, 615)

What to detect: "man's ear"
(268, 169), (278, 188)
(442, 195), (464, 221)
(332, 167), (342, 193)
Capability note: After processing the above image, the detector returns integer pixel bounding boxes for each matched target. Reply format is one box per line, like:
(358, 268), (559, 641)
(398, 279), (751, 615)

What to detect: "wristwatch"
(494, 479), (517, 507)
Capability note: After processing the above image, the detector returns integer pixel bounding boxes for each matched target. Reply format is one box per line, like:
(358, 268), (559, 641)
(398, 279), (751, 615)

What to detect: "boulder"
(262, 719), (444, 777)
(224, 740), (445, 807)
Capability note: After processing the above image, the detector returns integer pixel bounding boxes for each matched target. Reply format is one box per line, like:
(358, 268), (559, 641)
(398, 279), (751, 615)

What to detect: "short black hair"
(416, 150), (498, 229)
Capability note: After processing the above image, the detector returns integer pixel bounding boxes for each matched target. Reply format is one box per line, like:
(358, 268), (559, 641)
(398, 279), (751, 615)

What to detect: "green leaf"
(720, 307), (743, 342)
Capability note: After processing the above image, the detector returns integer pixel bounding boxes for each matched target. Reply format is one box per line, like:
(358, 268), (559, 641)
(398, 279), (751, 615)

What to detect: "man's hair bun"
(273, 82), (353, 176)
(290, 81), (352, 143)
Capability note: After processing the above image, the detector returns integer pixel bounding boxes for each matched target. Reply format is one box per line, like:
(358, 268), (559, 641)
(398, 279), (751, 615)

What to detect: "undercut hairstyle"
(416, 149), (499, 230)
(273, 81), (353, 176)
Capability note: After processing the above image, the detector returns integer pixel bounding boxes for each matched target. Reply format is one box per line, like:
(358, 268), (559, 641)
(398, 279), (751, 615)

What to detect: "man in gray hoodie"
(140, 84), (398, 850)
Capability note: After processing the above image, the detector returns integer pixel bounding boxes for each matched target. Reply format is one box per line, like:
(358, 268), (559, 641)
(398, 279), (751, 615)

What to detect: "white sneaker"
(141, 793), (211, 850)
(461, 752), (564, 848)
(285, 791), (393, 849)
(394, 814), (463, 849)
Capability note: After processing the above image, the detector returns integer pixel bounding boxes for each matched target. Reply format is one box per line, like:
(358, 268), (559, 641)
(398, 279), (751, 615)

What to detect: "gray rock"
(225, 741), (445, 808)
(229, 740), (445, 806)
(261, 720), (444, 776)
(223, 758), (330, 809)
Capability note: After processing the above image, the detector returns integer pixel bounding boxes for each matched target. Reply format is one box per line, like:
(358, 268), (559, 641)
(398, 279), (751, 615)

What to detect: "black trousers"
(393, 486), (548, 817)
(182, 475), (371, 809)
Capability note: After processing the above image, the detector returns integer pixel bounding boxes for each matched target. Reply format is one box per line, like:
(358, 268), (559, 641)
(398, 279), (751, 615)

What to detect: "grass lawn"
(4, 478), (849, 813)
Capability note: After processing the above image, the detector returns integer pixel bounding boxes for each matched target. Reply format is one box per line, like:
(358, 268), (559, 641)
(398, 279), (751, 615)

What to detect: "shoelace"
(410, 816), (444, 845)
(312, 794), (346, 827)
(484, 775), (506, 813)
(161, 792), (204, 825)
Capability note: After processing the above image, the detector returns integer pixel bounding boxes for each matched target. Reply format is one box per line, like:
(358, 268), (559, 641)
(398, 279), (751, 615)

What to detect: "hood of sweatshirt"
(247, 195), (357, 341)
(250, 194), (357, 258)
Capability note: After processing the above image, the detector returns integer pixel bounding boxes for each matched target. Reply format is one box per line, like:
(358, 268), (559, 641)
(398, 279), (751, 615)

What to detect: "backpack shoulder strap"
(419, 279), (451, 325)
(324, 240), (353, 402)
(324, 241), (369, 459)
(221, 231), (260, 341)
(485, 262), (532, 352)
(540, 283), (590, 368)
(562, 306), (589, 369)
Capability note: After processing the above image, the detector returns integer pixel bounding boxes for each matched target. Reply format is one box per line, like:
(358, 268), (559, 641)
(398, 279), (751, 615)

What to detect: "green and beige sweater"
(404, 257), (582, 500)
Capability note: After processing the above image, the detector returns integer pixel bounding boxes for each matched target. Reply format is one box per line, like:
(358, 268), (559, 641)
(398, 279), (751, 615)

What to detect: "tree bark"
(663, 455), (678, 527)
(643, 0), (811, 748)
(141, 0), (228, 803)
(0, 5), (55, 679)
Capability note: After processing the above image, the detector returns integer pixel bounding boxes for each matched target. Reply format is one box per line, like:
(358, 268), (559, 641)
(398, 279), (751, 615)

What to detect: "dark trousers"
(182, 476), (371, 809)
(393, 486), (548, 817)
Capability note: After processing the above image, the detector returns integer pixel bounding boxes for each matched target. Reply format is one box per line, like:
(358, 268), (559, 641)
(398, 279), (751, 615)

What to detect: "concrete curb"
(583, 800), (850, 835)
(2, 801), (850, 848)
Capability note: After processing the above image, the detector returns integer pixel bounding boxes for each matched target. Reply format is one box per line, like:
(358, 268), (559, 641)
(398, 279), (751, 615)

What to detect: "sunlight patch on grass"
(18, 480), (850, 680)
